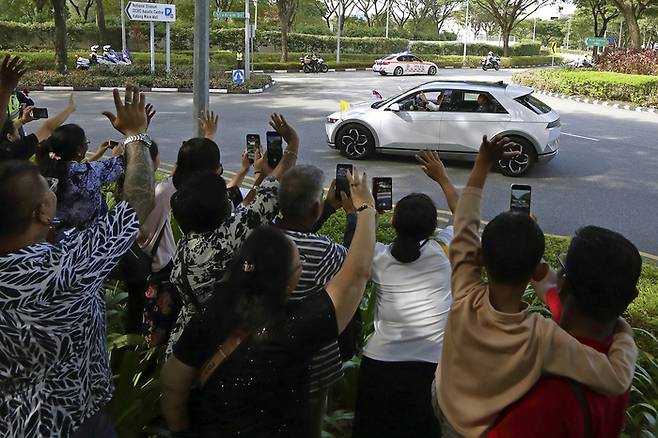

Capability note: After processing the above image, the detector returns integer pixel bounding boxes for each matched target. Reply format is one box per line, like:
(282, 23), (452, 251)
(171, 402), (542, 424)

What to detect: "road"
(27, 69), (658, 256)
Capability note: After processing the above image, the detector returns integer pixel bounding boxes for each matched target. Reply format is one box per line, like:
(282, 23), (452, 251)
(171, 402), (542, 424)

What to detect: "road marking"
(562, 132), (600, 142)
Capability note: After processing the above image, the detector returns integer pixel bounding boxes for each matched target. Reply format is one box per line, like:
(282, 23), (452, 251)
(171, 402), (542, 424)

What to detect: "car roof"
(413, 80), (533, 96)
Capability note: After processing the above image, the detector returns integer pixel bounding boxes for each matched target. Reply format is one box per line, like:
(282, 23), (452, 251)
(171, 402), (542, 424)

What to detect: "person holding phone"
(351, 150), (460, 438)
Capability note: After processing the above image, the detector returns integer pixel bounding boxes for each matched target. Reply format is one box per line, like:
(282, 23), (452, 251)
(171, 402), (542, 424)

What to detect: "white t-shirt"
(138, 178), (177, 272)
(363, 226), (454, 364)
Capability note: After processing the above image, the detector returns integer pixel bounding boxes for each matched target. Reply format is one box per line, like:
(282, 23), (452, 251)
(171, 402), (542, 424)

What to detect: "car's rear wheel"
(338, 124), (375, 160)
(394, 66), (403, 76)
(428, 66), (437, 75)
(497, 137), (537, 177)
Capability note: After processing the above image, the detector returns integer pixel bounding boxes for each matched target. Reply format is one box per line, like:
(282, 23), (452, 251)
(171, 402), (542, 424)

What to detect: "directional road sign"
(585, 37), (608, 47)
(126, 2), (176, 22)
(232, 69), (245, 85)
(214, 10), (245, 19)
(550, 41), (558, 54)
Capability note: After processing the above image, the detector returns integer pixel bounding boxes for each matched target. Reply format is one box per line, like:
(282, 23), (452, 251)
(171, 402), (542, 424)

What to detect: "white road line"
(563, 132), (600, 142)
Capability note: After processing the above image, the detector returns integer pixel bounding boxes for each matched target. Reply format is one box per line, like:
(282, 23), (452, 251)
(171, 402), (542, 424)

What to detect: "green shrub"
(409, 41), (541, 56)
(512, 68), (658, 108)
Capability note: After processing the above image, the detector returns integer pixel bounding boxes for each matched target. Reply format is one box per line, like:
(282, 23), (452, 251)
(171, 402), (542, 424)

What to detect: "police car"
(372, 53), (439, 76)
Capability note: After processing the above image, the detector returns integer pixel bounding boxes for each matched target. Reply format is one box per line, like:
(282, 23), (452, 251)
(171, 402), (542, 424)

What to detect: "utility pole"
(244, 0), (251, 81)
(337, 2), (342, 63)
(462, 0), (470, 66)
(566, 19), (571, 49)
(193, 0), (210, 137)
(120, 0), (127, 53)
(618, 19), (623, 47)
(532, 17), (536, 41)
(385, 0), (390, 38)
(254, 0), (258, 31)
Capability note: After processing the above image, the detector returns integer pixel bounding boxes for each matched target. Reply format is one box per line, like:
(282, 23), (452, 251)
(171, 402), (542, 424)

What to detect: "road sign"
(126, 2), (176, 22)
(607, 35), (615, 46)
(214, 10), (245, 19)
(232, 69), (245, 85)
(550, 41), (558, 54)
(585, 37), (608, 47)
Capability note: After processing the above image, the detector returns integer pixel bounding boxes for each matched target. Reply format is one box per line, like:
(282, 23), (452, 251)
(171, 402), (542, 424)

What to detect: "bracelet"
(356, 204), (375, 212)
(284, 150), (298, 158)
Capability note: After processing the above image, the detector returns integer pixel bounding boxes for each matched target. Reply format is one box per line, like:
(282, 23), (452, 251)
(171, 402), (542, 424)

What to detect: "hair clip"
(48, 152), (62, 161)
(243, 261), (255, 272)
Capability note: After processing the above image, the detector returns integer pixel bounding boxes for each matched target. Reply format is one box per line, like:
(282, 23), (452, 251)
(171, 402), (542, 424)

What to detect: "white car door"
(377, 90), (443, 151)
(438, 90), (511, 155)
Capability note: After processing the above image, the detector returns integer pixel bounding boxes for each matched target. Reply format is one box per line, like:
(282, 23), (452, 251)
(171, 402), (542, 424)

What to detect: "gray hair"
(279, 165), (325, 221)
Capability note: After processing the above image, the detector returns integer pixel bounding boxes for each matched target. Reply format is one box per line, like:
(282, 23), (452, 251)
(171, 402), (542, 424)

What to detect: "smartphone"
(31, 108), (49, 119)
(510, 184), (532, 214)
(372, 177), (393, 211)
(108, 140), (120, 149)
(266, 131), (283, 169)
(335, 163), (353, 200)
(246, 134), (260, 164)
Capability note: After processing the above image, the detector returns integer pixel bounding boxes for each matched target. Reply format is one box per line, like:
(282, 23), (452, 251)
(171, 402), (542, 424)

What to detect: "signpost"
(126, 1), (176, 73)
(213, 10), (245, 18)
(214, 9), (250, 81)
(585, 37), (609, 47)
(550, 40), (557, 66)
(232, 69), (245, 84)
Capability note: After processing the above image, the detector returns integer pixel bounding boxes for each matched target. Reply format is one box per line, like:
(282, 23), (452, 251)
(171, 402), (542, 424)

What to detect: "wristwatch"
(124, 133), (153, 148)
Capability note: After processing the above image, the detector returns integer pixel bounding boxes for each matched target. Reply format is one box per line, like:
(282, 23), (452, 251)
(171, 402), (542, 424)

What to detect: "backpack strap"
(567, 379), (592, 438)
(198, 332), (244, 387)
(437, 240), (449, 257)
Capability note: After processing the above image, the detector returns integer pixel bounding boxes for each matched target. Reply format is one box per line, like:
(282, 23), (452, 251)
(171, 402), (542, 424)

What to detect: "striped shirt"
(284, 230), (348, 393)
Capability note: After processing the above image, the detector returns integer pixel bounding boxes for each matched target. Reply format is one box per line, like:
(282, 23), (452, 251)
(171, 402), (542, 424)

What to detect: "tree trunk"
(502, 29), (511, 56)
(280, 20), (289, 62)
(623, 12), (641, 48)
(96, 0), (107, 42)
(53, 0), (68, 73)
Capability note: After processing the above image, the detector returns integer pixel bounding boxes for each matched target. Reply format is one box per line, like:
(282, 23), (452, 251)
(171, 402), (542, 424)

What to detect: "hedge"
(409, 41), (542, 56)
(512, 68), (658, 108)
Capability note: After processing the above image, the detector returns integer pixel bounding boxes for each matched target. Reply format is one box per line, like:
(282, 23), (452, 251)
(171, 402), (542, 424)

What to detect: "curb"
(25, 80), (277, 95)
(531, 89), (657, 114)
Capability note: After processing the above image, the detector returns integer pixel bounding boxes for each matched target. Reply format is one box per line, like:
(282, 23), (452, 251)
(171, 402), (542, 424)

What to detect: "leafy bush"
(512, 68), (658, 107)
(596, 48), (658, 76)
(409, 41), (541, 56)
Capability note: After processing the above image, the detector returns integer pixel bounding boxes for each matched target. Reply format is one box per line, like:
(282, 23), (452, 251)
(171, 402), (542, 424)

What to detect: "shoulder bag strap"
(567, 379), (592, 438)
(198, 332), (244, 388)
(149, 220), (169, 258)
(437, 240), (449, 256)
(178, 245), (203, 310)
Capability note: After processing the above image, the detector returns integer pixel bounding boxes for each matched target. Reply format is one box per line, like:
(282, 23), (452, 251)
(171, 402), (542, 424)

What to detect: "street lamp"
(532, 17), (536, 41)
(385, 0), (390, 39)
(462, 0), (470, 66)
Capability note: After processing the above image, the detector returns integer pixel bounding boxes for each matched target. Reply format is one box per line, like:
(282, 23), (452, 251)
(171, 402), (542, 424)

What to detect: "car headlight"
(327, 117), (340, 124)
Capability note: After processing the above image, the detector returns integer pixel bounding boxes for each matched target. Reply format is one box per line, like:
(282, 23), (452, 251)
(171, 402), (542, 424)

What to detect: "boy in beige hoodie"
(434, 135), (637, 437)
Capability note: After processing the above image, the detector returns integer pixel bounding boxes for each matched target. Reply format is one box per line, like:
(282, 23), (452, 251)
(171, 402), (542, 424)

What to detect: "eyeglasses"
(46, 177), (59, 192)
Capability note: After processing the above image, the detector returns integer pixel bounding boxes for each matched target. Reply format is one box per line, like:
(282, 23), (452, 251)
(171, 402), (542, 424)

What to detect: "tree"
(473, 0), (550, 55)
(354, 0), (389, 26)
(53, 0), (68, 73)
(427, 0), (462, 35)
(609, 0), (657, 48)
(575, 0), (619, 54)
(274, 0), (300, 61)
(68, 0), (95, 20)
(314, 0), (340, 29)
(96, 0), (107, 42)
(391, 0), (415, 28)
(454, 3), (499, 37)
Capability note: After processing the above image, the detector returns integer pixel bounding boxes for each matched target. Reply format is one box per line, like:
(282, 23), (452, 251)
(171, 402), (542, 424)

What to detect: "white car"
(325, 81), (560, 176)
(372, 53), (439, 76)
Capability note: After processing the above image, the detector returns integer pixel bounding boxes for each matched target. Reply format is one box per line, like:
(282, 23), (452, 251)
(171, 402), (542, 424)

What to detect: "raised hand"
(416, 149), (448, 182)
(0, 55), (26, 91)
(347, 168), (375, 210)
(199, 110), (219, 140)
(269, 113), (299, 147)
(20, 105), (36, 125)
(253, 146), (273, 176)
(477, 135), (520, 165)
(239, 149), (251, 173)
(102, 85), (148, 137)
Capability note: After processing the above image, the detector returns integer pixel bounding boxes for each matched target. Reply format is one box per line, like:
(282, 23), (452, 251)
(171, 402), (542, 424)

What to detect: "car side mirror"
(389, 103), (401, 112)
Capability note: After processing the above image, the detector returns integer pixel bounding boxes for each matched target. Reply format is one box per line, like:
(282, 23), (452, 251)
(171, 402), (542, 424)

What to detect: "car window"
(410, 56), (423, 62)
(515, 94), (552, 114)
(440, 90), (507, 114)
(395, 90), (444, 112)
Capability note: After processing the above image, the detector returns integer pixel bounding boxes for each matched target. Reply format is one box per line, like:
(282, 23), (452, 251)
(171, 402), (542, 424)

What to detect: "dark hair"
(201, 226), (295, 344)
(565, 226), (641, 323)
(35, 124), (86, 198)
(481, 212), (545, 284)
(1, 117), (16, 142)
(170, 171), (229, 234)
(390, 193), (438, 263)
(279, 165), (324, 222)
(172, 138), (221, 189)
(0, 160), (43, 238)
(114, 141), (159, 201)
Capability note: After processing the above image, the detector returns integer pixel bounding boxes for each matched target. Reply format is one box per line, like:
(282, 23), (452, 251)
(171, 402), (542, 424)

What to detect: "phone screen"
(510, 184), (532, 214)
(108, 140), (119, 149)
(266, 131), (283, 169)
(373, 177), (393, 211)
(31, 108), (49, 119)
(336, 163), (353, 200)
(246, 134), (260, 164)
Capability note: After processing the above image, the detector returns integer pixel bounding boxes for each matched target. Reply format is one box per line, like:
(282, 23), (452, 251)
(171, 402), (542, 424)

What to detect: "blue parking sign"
(232, 69), (245, 85)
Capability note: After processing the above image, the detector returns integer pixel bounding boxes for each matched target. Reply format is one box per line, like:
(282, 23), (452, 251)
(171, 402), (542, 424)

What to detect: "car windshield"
(515, 93), (552, 114)
(385, 54), (398, 60)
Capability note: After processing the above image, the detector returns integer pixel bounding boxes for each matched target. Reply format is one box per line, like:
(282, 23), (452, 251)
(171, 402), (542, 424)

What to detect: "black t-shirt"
(174, 289), (338, 438)
(0, 134), (38, 161)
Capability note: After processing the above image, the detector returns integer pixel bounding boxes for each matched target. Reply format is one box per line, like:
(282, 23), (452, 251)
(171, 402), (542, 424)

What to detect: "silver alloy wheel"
(341, 127), (370, 158)
(394, 66), (403, 76)
(499, 150), (530, 175)
(428, 66), (437, 75)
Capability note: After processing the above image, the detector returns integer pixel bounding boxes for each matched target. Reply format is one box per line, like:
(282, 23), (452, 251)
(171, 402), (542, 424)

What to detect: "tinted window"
(410, 56), (423, 62)
(515, 94), (552, 114)
(440, 91), (507, 113)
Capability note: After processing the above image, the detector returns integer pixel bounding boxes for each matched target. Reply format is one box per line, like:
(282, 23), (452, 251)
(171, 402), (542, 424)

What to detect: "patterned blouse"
(0, 202), (139, 437)
(166, 177), (280, 356)
(55, 157), (124, 239)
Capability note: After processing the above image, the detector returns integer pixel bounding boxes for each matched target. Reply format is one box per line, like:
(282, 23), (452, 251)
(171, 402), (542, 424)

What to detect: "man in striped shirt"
(277, 165), (352, 438)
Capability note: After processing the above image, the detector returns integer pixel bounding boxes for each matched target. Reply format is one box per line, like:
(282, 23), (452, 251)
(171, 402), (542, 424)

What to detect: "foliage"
(409, 40), (541, 56)
(512, 68), (658, 107)
(623, 328), (658, 437)
(596, 48), (658, 75)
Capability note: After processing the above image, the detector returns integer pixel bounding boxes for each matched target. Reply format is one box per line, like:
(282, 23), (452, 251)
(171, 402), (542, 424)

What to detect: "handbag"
(198, 332), (245, 387)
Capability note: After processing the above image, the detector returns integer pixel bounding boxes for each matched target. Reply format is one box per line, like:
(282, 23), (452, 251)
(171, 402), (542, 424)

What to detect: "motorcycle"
(300, 55), (329, 73)
(76, 45), (132, 69)
(566, 57), (593, 68)
(481, 56), (501, 71)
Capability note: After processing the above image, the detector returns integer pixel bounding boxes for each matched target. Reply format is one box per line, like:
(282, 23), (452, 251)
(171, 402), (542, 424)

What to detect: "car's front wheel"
(393, 66), (404, 76)
(338, 124), (375, 160)
(428, 66), (437, 75)
(379, 71), (387, 76)
(497, 137), (537, 177)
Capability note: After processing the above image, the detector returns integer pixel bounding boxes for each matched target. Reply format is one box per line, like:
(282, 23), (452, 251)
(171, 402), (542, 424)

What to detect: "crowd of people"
(0, 52), (643, 438)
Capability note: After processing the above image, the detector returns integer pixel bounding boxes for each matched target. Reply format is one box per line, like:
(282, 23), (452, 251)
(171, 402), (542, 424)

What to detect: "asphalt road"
(27, 69), (658, 256)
